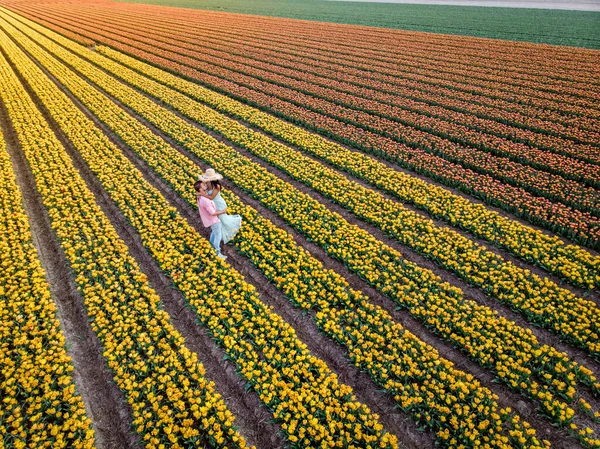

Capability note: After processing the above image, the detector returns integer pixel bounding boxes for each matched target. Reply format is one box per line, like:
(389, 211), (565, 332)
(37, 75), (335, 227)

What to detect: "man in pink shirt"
(195, 180), (227, 259)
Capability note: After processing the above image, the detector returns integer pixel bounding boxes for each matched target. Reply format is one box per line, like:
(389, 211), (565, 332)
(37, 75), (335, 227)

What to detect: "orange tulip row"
(15, 0), (600, 131)
(15, 4), (600, 176)
(8, 4), (600, 250)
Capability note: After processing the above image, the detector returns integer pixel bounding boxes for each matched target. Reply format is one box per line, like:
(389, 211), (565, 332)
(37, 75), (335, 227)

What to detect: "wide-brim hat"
(199, 168), (223, 182)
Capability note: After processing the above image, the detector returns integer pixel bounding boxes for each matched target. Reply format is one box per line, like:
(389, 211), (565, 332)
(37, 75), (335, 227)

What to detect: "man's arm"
(204, 198), (226, 217)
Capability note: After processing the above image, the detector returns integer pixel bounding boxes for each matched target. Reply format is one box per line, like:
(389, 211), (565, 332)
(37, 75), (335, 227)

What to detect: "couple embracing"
(194, 168), (242, 260)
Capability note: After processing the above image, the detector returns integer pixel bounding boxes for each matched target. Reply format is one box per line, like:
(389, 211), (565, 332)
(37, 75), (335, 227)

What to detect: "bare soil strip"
(0, 83), (141, 449)
(2, 47), (289, 449)
(61, 51), (591, 446)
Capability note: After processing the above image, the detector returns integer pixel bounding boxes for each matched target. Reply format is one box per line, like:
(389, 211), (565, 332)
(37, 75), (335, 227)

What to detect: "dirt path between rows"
(0, 83), (141, 449)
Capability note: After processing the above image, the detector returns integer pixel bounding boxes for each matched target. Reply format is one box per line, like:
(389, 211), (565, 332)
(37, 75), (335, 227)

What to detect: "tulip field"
(0, 1), (599, 448)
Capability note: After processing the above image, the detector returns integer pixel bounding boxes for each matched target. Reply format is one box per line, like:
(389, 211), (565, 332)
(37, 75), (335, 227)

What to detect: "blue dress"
(209, 189), (242, 244)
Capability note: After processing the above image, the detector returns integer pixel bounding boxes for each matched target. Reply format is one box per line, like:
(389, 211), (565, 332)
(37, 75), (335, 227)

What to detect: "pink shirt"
(198, 196), (220, 227)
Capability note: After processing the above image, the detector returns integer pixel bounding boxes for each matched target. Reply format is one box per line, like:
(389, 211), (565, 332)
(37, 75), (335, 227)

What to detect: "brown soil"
(0, 85), (141, 449)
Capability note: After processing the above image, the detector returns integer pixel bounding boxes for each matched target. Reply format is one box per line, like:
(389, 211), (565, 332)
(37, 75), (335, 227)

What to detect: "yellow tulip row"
(84, 40), (600, 355)
(5, 13), (554, 448)
(0, 39), (252, 449)
(0, 124), (95, 449)
(0, 23), (398, 449)
(92, 45), (600, 292)
(24, 11), (599, 355)
(7, 13), (598, 445)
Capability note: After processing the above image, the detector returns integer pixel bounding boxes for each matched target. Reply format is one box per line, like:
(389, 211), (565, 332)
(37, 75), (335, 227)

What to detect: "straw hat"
(199, 168), (223, 182)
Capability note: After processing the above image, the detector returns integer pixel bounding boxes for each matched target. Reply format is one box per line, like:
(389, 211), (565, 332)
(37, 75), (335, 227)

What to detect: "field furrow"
(0, 114), (96, 449)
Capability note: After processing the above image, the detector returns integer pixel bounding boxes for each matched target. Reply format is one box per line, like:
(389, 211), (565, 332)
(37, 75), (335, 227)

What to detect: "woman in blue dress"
(198, 169), (242, 244)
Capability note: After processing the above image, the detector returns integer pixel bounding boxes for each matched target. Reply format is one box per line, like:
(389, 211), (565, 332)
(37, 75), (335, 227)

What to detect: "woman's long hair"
(210, 180), (222, 191)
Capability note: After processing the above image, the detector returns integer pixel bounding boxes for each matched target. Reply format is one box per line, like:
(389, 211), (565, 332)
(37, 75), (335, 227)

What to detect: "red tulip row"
(9, 10), (600, 248)
(38, 3), (600, 166)
(12, 7), (600, 214)
(62, 4), (600, 139)
(21, 1), (600, 135)
(16, 1), (600, 163)
(73, 0), (600, 86)
(122, 6), (600, 103)
(143, 19), (600, 146)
